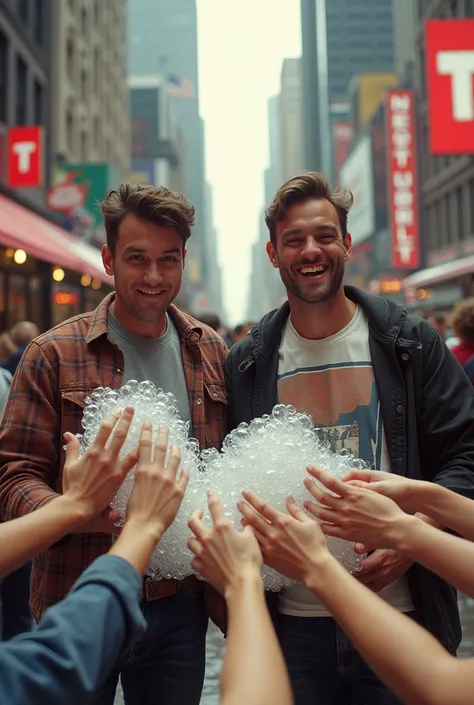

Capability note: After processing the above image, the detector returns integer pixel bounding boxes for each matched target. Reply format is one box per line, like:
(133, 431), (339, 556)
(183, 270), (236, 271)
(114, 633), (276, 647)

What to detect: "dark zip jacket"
(225, 286), (474, 653)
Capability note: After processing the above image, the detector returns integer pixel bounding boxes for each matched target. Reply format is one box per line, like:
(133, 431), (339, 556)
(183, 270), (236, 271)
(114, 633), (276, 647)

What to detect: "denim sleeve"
(0, 554), (146, 705)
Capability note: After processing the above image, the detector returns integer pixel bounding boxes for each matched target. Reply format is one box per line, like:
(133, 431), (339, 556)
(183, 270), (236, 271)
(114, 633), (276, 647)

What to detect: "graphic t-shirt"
(277, 306), (414, 617)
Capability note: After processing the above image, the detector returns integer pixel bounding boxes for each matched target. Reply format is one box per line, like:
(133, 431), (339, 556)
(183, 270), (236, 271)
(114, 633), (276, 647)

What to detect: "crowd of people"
(0, 174), (473, 705)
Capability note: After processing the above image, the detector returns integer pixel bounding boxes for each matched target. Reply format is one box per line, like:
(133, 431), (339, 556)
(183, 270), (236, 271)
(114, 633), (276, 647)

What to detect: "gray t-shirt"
(107, 312), (192, 432)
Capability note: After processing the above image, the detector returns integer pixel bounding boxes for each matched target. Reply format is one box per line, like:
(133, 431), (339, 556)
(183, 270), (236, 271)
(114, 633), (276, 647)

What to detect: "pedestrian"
(449, 298), (474, 384)
(0, 182), (228, 705)
(224, 171), (474, 705)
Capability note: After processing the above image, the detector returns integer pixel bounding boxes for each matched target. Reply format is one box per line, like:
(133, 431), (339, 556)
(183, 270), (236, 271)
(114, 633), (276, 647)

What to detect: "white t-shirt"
(277, 306), (414, 617)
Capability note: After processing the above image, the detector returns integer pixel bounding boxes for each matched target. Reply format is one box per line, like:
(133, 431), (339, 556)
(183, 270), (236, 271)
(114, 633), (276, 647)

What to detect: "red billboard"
(426, 19), (474, 154)
(7, 126), (43, 188)
(386, 90), (420, 270)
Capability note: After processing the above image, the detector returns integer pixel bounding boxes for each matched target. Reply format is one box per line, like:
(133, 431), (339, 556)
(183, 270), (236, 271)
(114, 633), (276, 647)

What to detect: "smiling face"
(266, 198), (352, 306)
(102, 214), (185, 336)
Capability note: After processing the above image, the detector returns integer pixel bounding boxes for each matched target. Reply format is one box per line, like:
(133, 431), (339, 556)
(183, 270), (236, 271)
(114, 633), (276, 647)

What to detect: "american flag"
(165, 74), (195, 99)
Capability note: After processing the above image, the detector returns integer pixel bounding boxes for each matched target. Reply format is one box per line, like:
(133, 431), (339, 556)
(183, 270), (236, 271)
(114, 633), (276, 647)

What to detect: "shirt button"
(401, 353), (410, 362)
(396, 404), (403, 414)
(196, 398), (203, 405)
(116, 368), (122, 373)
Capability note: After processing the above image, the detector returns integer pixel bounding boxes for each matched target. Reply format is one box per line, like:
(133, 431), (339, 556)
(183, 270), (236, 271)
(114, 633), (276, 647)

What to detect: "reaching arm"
(188, 492), (293, 705)
(306, 467), (474, 598)
(239, 490), (474, 705)
(305, 555), (474, 705)
(343, 469), (474, 541)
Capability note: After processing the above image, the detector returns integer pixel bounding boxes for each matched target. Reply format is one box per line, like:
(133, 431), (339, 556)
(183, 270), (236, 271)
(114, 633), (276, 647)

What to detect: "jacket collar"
(249, 286), (408, 358)
(86, 292), (204, 346)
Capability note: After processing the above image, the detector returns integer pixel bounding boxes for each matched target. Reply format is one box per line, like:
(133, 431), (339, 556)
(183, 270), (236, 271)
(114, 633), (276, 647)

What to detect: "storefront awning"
(0, 194), (113, 284)
(402, 254), (474, 291)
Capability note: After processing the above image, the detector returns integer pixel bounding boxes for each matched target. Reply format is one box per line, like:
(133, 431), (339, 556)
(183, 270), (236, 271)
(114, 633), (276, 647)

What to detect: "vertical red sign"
(7, 126), (44, 188)
(426, 19), (474, 155)
(386, 90), (420, 270)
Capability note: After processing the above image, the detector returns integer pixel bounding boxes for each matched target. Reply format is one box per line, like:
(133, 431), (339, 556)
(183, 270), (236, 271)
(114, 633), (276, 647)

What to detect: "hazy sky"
(197, 0), (301, 325)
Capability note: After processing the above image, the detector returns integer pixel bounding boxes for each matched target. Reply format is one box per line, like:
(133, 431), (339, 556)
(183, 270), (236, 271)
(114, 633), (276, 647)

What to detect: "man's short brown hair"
(265, 171), (353, 245)
(100, 182), (195, 255)
(452, 298), (474, 344)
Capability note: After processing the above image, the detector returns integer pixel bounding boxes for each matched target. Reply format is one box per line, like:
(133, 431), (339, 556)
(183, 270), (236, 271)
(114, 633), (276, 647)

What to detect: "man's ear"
(266, 241), (279, 269)
(343, 232), (352, 261)
(102, 245), (114, 276)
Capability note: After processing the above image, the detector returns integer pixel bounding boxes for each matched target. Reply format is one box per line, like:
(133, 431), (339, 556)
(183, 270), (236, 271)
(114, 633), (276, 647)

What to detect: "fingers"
(187, 535), (202, 557)
(64, 432), (80, 463)
(343, 469), (378, 483)
(237, 498), (272, 535)
(177, 467), (190, 494)
(90, 412), (120, 451)
(165, 445), (181, 480)
(207, 490), (227, 526)
(306, 466), (349, 499)
(121, 447), (140, 477)
(241, 490), (284, 524)
(138, 424), (153, 465)
(153, 426), (169, 468)
(286, 496), (311, 523)
(303, 477), (342, 509)
(188, 508), (211, 542)
(107, 407), (134, 458)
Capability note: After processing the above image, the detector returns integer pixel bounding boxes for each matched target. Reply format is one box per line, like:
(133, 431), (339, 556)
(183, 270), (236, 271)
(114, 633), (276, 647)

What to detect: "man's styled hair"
(452, 298), (474, 344)
(100, 182), (195, 255)
(265, 171), (353, 245)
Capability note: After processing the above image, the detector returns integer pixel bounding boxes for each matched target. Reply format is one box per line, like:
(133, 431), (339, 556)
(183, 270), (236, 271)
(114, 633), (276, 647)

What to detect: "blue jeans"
(278, 614), (408, 705)
(87, 587), (208, 705)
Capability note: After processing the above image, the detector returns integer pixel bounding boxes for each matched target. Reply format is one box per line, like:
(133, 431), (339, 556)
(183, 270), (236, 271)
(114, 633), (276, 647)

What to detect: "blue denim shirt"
(0, 554), (146, 705)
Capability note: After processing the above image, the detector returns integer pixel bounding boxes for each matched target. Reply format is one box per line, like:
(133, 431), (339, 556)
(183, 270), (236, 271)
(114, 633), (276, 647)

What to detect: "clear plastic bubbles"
(201, 404), (367, 591)
(78, 381), (205, 581)
(78, 385), (367, 590)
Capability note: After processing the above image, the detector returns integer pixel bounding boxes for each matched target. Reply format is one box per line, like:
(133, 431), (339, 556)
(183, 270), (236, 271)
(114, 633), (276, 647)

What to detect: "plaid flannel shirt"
(0, 293), (228, 626)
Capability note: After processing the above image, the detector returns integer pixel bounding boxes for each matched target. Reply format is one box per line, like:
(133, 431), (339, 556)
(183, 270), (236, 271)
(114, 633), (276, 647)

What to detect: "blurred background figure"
(450, 299), (474, 384)
(1, 322), (39, 376)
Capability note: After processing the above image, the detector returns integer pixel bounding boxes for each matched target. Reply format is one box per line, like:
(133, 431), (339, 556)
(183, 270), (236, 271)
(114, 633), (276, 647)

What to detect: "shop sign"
(47, 173), (87, 212)
(339, 134), (375, 247)
(386, 90), (420, 270)
(7, 126), (43, 188)
(426, 19), (474, 154)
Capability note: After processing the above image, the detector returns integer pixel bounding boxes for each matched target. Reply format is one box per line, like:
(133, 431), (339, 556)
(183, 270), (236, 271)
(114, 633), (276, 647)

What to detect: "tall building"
(0, 0), (52, 207)
(127, 0), (207, 285)
(279, 58), (304, 182)
(50, 0), (129, 179)
(300, 0), (394, 175)
(397, 0), (474, 310)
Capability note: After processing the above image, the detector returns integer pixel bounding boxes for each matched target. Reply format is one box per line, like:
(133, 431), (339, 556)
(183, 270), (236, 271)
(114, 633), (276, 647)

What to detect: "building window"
(81, 7), (87, 35)
(467, 0), (474, 17)
(446, 194), (453, 244)
(456, 186), (465, 240)
(66, 110), (74, 154)
(81, 69), (87, 101)
(17, 0), (29, 23)
(80, 131), (87, 160)
(32, 0), (44, 45)
(66, 38), (74, 82)
(33, 79), (42, 124)
(16, 56), (28, 126)
(469, 179), (474, 237)
(0, 31), (8, 124)
(93, 116), (100, 149)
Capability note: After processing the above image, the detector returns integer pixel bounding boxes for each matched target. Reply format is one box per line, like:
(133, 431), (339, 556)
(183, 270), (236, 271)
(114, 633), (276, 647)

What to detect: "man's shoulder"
(31, 311), (94, 351)
(172, 308), (228, 355)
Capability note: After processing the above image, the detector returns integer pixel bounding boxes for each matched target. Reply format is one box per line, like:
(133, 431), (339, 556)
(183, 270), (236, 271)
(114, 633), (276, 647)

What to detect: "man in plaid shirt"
(0, 183), (228, 705)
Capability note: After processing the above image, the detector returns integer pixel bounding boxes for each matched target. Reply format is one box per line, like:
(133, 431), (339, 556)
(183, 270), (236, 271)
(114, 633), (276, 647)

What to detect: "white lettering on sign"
(388, 91), (418, 268)
(13, 141), (37, 173)
(436, 50), (474, 121)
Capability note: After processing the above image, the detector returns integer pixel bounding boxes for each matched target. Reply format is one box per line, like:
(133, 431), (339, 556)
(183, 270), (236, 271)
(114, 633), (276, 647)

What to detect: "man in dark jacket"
(225, 172), (474, 705)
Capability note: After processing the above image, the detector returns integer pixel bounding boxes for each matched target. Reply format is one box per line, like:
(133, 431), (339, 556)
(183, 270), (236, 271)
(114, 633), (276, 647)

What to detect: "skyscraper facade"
(127, 0), (208, 295)
(300, 0), (394, 173)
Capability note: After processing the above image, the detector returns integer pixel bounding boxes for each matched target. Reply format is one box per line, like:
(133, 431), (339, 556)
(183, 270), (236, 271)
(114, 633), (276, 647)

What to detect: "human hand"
(187, 490), (262, 597)
(125, 425), (189, 540)
(342, 469), (426, 514)
(237, 490), (332, 585)
(303, 466), (412, 549)
(355, 548), (413, 592)
(62, 406), (139, 532)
